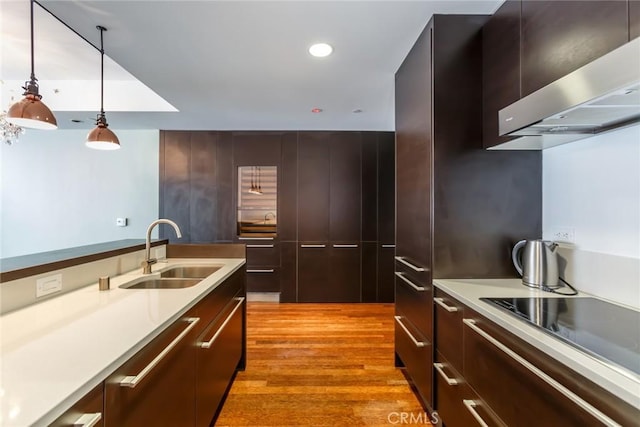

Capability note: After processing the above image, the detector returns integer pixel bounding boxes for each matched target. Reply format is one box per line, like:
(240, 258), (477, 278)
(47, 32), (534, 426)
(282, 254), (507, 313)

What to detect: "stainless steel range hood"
(492, 37), (640, 150)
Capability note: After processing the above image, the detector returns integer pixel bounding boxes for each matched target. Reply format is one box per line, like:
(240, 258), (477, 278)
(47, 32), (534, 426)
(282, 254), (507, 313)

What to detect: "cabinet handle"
(381, 244), (396, 248)
(395, 272), (425, 292)
(201, 297), (245, 349)
(433, 362), (459, 386)
(120, 317), (200, 388)
(239, 237), (274, 241)
(247, 269), (275, 273)
(434, 297), (459, 312)
(73, 413), (102, 427)
(246, 244), (275, 248)
(395, 256), (428, 272)
(332, 244), (358, 248)
(463, 400), (489, 427)
(462, 319), (621, 427)
(394, 316), (426, 348)
(300, 244), (326, 248)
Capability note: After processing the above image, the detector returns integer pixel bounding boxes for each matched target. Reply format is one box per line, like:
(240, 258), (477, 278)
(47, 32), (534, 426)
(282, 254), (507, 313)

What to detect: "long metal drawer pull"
(300, 244), (326, 248)
(433, 362), (459, 386)
(463, 400), (489, 427)
(120, 317), (200, 388)
(201, 297), (245, 349)
(238, 237), (274, 241)
(434, 297), (459, 312)
(394, 316), (426, 348)
(332, 244), (358, 248)
(246, 244), (275, 248)
(73, 413), (102, 427)
(395, 272), (425, 292)
(394, 256), (427, 272)
(462, 319), (621, 427)
(381, 244), (396, 248)
(247, 269), (275, 273)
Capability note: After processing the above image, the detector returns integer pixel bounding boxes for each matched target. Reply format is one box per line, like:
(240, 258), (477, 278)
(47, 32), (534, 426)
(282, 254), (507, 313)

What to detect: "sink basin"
(159, 265), (221, 279)
(121, 278), (201, 289)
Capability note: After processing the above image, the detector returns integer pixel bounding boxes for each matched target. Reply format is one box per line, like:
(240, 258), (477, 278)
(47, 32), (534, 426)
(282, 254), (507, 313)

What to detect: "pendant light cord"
(98, 26), (105, 115)
(29, 0), (35, 81)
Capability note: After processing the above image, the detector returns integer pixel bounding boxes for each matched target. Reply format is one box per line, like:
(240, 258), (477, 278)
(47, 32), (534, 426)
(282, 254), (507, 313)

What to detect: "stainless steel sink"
(121, 278), (201, 289)
(159, 265), (221, 278)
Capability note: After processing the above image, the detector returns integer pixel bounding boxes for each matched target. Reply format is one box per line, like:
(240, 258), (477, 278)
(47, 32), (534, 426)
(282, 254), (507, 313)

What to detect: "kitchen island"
(0, 256), (245, 426)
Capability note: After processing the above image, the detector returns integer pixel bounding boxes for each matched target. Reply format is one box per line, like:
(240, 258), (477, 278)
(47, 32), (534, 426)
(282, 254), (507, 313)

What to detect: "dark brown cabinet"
(521, 0), (628, 97)
(482, 0), (521, 149)
(297, 244), (330, 302)
(433, 289), (640, 427)
(50, 384), (104, 427)
(104, 269), (246, 427)
(329, 133), (361, 241)
(297, 132), (331, 242)
(104, 314), (199, 427)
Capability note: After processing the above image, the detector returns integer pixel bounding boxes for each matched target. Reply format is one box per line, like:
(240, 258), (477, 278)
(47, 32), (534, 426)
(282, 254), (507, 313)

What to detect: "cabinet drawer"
(434, 289), (464, 373)
(196, 268), (244, 326)
(395, 315), (432, 407)
(50, 383), (104, 427)
(196, 296), (245, 426)
(246, 267), (280, 292)
(105, 315), (199, 427)
(395, 269), (432, 339)
(434, 352), (505, 427)
(463, 315), (632, 426)
(246, 243), (280, 267)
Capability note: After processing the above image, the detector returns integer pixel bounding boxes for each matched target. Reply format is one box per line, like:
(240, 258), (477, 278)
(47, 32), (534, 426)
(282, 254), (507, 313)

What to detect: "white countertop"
(0, 258), (245, 427)
(433, 278), (640, 410)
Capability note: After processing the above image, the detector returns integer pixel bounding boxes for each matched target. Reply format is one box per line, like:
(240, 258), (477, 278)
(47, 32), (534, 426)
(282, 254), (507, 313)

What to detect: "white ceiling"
(2, 0), (502, 131)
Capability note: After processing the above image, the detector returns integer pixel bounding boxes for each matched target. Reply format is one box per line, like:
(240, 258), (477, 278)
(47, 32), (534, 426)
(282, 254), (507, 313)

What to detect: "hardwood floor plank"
(215, 303), (429, 426)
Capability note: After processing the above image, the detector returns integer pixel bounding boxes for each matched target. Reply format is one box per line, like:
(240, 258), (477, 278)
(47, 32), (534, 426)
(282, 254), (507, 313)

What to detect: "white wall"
(543, 125), (640, 307)
(0, 129), (160, 258)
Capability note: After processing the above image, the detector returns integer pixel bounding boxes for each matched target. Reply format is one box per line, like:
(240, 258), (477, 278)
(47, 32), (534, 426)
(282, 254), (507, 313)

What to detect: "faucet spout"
(142, 219), (182, 274)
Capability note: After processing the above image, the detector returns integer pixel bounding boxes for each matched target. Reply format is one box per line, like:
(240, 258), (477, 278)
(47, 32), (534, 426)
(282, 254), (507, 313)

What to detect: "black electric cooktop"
(481, 297), (640, 377)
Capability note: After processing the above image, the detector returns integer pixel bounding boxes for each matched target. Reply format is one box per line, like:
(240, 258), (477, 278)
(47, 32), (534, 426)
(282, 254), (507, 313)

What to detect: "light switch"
(116, 218), (128, 227)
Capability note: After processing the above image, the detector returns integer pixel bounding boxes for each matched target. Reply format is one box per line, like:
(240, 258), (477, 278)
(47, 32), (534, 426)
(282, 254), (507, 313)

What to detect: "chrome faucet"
(142, 219), (182, 274)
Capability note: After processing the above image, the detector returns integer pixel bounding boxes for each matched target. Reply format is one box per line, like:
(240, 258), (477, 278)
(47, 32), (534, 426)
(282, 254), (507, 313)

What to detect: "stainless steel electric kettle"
(512, 239), (560, 289)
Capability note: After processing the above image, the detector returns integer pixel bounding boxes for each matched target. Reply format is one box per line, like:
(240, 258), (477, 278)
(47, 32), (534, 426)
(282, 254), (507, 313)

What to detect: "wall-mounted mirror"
(237, 166), (277, 237)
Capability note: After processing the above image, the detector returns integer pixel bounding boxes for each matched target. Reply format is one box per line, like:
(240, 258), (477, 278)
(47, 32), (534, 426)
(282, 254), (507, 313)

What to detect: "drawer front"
(105, 315), (199, 427)
(50, 383), (104, 427)
(395, 267), (432, 339)
(246, 267), (280, 292)
(434, 289), (464, 373)
(245, 243), (280, 267)
(395, 315), (433, 407)
(196, 297), (245, 427)
(196, 268), (245, 326)
(434, 352), (505, 427)
(463, 316), (624, 427)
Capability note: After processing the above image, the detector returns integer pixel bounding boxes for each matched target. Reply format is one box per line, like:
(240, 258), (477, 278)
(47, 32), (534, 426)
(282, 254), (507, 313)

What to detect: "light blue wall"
(0, 129), (160, 258)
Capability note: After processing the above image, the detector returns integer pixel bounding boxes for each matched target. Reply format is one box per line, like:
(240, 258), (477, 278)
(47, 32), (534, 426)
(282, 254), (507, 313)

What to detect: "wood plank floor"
(215, 303), (429, 426)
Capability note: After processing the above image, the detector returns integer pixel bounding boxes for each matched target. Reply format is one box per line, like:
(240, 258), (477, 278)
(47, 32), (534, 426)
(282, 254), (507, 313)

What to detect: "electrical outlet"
(36, 274), (62, 298)
(116, 217), (128, 227)
(551, 227), (575, 244)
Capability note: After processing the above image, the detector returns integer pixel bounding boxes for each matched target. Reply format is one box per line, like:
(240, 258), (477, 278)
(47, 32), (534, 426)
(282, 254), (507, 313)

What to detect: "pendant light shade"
(86, 25), (120, 150)
(6, 0), (57, 130)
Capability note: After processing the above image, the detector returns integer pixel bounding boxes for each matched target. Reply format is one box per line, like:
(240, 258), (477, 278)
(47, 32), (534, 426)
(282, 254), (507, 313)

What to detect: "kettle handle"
(511, 240), (527, 276)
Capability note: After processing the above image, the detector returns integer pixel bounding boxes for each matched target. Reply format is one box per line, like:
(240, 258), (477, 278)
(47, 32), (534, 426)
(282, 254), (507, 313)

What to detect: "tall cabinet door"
(394, 21), (433, 409)
(377, 132), (396, 303)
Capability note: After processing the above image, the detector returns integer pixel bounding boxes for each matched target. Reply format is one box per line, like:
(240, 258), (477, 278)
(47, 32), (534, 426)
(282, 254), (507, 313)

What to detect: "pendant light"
(86, 25), (120, 150)
(6, 0), (57, 130)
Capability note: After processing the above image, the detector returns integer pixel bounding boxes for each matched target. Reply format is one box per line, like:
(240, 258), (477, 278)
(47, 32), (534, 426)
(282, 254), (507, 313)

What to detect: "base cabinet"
(103, 269), (246, 427)
(433, 289), (640, 427)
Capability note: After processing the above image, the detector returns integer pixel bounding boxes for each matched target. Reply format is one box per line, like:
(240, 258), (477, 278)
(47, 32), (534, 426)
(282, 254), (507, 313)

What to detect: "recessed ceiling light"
(311, 108), (323, 113)
(352, 109), (363, 114)
(309, 43), (333, 58)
